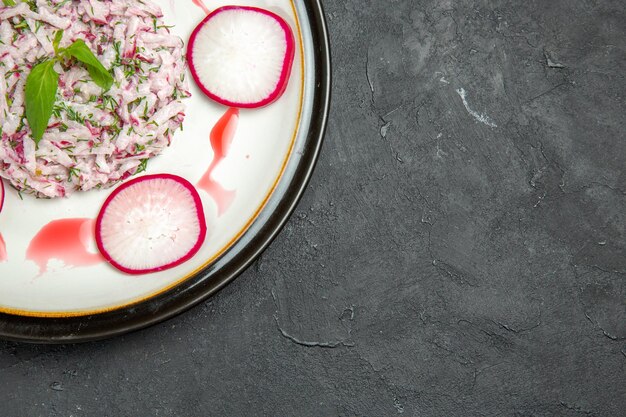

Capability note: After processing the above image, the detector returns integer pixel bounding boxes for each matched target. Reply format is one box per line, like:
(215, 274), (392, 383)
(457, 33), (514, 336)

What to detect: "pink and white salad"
(0, 0), (190, 198)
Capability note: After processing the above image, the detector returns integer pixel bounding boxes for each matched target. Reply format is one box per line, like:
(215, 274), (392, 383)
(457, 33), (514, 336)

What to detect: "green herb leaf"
(24, 37), (114, 144)
(2, 0), (17, 7)
(64, 39), (113, 91)
(25, 60), (59, 144)
(52, 29), (64, 53)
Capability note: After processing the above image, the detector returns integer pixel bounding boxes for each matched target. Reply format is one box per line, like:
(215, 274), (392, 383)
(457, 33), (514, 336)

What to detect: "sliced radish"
(187, 6), (296, 108)
(95, 174), (207, 275)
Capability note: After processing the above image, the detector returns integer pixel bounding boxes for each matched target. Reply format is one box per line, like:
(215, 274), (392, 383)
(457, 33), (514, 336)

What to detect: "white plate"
(0, 0), (330, 342)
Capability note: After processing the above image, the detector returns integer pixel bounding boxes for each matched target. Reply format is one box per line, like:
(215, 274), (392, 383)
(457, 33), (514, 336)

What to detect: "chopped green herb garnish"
(136, 159), (149, 173)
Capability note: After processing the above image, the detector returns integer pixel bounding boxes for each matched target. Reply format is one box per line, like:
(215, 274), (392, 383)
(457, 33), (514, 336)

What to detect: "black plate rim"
(0, 0), (330, 344)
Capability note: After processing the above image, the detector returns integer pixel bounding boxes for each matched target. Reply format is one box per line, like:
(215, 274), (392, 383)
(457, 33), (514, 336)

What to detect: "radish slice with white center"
(187, 6), (295, 108)
(95, 174), (207, 275)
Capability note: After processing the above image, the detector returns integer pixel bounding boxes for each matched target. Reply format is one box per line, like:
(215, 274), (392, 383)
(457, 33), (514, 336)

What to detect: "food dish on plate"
(0, 0), (298, 275)
(0, 0), (330, 342)
(0, 0), (189, 198)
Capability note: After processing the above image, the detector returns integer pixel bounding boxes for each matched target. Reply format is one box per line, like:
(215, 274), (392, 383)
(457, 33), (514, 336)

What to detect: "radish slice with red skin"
(0, 179), (4, 214)
(95, 174), (207, 275)
(187, 6), (295, 108)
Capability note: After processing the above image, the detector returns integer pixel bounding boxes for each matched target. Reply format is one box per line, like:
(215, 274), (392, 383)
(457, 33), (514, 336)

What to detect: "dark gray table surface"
(2, 1), (625, 415)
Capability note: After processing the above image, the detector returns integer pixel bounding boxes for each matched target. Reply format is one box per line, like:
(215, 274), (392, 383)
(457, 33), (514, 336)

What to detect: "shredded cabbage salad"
(0, 0), (190, 198)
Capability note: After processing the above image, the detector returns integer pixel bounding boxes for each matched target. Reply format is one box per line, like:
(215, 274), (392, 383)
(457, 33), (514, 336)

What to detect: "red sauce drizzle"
(192, 0), (211, 15)
(197, 108), (239, 216)
(0, 233), (7, 262)
(26, 218), (103, 275)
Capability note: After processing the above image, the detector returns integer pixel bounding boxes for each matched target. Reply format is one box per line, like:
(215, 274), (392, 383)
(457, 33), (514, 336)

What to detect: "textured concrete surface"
(1, 0), (625, 415)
